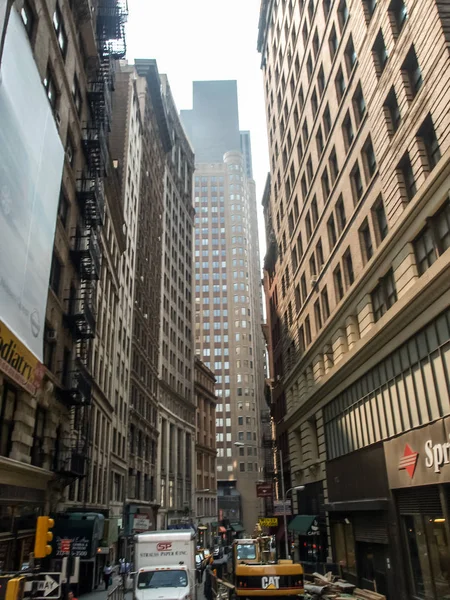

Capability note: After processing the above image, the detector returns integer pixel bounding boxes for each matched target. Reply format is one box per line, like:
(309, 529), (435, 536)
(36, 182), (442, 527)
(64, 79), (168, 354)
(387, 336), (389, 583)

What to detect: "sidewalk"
(79, 575), (129, 600)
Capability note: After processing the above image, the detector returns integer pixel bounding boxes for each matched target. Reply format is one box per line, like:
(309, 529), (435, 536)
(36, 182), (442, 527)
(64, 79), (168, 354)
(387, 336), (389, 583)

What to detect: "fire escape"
(56, 0), (127, 481)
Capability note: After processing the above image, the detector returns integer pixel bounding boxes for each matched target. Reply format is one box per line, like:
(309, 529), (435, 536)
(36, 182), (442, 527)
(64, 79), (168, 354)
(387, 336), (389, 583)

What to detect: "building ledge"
(325, 498), (390, 512)
(0, 455), (54, 489)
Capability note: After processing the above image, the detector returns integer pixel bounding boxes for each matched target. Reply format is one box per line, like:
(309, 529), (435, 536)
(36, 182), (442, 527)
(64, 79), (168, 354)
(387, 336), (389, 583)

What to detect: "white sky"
(126, 0), (270, 262)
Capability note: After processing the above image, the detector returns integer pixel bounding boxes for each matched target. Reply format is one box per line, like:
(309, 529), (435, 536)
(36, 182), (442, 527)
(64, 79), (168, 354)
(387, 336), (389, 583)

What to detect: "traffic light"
(34, 516), (55, 558)
(5, 578), (25, 600)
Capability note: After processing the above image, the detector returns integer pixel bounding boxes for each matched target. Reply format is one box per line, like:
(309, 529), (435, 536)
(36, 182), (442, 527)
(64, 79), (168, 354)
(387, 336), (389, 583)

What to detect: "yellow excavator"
(230, 536), (304, 598)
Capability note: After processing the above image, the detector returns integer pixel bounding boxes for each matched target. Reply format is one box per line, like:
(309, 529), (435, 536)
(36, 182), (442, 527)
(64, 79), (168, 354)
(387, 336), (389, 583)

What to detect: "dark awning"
(231, 523), (245, 532)
(288, 515), (320, 536)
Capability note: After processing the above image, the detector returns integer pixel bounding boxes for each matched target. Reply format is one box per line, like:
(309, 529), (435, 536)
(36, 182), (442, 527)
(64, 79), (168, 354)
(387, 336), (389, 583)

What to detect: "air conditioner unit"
(46, 329), (57, 342)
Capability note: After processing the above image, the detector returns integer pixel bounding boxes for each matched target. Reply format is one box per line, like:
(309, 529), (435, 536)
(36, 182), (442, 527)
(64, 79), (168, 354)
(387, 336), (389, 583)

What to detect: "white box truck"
(134, 530), (197, 600)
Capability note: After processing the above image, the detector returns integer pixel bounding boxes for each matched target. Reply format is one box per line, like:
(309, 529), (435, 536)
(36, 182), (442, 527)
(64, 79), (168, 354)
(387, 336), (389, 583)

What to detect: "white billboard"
(0, 9), (64, 360)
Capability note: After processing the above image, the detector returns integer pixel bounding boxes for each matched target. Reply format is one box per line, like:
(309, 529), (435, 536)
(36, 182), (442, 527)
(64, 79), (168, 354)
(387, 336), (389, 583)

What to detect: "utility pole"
(279, 449), (289, 560)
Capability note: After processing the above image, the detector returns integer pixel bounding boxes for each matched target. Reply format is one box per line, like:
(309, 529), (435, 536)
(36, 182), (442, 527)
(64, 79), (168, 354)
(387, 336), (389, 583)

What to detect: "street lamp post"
(279, 449), (304, 560)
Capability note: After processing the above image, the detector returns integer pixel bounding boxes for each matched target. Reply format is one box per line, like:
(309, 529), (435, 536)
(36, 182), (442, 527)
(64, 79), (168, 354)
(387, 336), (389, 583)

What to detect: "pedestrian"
(204, 564), (213, 600)
(103, 562), (113, 590)
(68, 591), (78, 600)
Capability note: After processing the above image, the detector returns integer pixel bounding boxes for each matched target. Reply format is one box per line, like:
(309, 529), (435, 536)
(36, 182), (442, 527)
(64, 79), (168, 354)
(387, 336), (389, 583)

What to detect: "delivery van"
(134, 530), (197, 600)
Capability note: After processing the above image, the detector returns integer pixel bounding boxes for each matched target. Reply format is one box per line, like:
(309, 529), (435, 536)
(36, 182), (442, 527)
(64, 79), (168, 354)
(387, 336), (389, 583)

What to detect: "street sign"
(24, 573), (61, 599)
(273, 501), (292, 516)
(259, 518), (278, 527)
(256, 483), (273, 498)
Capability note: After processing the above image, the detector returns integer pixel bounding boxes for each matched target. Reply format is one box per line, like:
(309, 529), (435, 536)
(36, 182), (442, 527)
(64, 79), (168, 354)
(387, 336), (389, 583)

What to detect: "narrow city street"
(78, 575), (207, 600)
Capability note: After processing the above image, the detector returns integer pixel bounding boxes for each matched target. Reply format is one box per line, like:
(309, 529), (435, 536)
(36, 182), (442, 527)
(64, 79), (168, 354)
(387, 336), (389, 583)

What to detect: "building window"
(305, 315), (312, 344)
(311, 89), (318, 117)
(53, 3), (68, 58)
(338, 0), (349, 31)
(307, 54), (313, 81)
(72, 74), (82, 116)
(402, 46), (423, 98)
(66, 133), (75, 168)
(328, 214), (337, 248)
(334, 265), (344, 301)
(306, 212), (312, 240)
(384, 87), (401, 134)
(359, 219), (373, 263)
(318, 65), (325, 96)
(311, 196), (319, 226)
(323, 0), (331, 20)
(371, 269), (397, 321)
(321, 287), (330, 320)
(335, 67), (346, 103)
(388, 0), (407, 37)
(21, 0), (35, 40)
(316, 126), (324, 156)
(301, 274), (308, 303)
(49, 253), (62, 295)
(345, 36), (357, 74)
(31, 407), (46, 468)
(0, 384), (17, 457)
(372, 197), (389, 243)
(313, 30), (320, 59)
(362, 0), (377, 23)
(43, 66), (58, 110)
(343, 111), (354, 151)
(322, 168), (331, 199)
(314, 300), (322, 331)
(353, 83), (366, 126)
(398, 153), (416, 201)
(372, 30), (388, 77)
(329, 26), (338, 60)
(418, 114), (441, 171)
(307, 156), (314, 184)
(329, 148), (339, 183)
(413, 200), (450, 275)
(363, 136), (377, 179)
(58, 188), (69, 228)
(351, 162), (364, 203)
(344, 248), (355, 285)
(323, 104), (332, 138)
(336, 195), (346, 233)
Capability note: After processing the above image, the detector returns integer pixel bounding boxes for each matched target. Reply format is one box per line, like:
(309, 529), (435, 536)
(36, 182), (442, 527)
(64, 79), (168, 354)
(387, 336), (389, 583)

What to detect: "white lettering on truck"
(424, 437), (450, 473)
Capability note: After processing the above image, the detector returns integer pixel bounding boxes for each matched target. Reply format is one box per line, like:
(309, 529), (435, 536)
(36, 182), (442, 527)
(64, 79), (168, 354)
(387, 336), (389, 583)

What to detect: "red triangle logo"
(398, 443), (419, 479)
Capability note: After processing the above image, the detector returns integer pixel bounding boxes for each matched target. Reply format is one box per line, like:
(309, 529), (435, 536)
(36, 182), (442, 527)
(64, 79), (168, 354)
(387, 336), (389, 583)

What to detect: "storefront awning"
(219, 526), (227, 533)
(231, 523), (244, 532)
(288, 515), (320, 536)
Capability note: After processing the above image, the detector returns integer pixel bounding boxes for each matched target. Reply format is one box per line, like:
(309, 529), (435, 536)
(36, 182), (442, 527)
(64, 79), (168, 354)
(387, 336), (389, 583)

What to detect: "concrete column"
(323, 344), (333, 374)
(345, 314), (360, 350)
(312, 353), (324, 382)
(332, 327), (348, 364)
(392, 242), (419, 298)
(357, 294), (375, 338)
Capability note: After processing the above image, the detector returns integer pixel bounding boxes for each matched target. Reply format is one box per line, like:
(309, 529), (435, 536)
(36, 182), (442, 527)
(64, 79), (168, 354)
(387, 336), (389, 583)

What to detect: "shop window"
(403, 514), (450, 599)
(0, 384), (17, 457)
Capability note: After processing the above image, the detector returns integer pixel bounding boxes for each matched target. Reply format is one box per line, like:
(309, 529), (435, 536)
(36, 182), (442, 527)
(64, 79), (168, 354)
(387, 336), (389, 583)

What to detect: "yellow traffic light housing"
(34, 516), (55, 558)
(5, 577), (25, 600)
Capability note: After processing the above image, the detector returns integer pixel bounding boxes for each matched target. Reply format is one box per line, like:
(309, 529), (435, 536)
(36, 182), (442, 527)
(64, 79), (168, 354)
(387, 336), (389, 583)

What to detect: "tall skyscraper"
(182, 81), (266, 534)
(157, 74), (196, 530)
(259, 0), (450, 594)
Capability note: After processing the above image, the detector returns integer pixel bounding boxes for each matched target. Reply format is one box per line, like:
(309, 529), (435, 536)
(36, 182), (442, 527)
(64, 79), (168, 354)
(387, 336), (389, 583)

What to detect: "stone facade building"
(157, 75), (196, 531)
(125, 60), (171, 539)
(258, 0), (450, 596)
(194, 357), (218, 547)
(0, 0), (126, 576)
(182, 81), (266, 535)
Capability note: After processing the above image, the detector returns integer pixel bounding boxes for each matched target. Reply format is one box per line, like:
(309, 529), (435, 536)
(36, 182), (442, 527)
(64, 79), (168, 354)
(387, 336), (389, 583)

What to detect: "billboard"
(0, 8), (64, 361)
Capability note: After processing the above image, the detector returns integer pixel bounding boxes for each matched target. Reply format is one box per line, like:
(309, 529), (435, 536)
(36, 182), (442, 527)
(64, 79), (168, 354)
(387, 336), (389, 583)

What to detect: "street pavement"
(78, 575), (207, 600)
